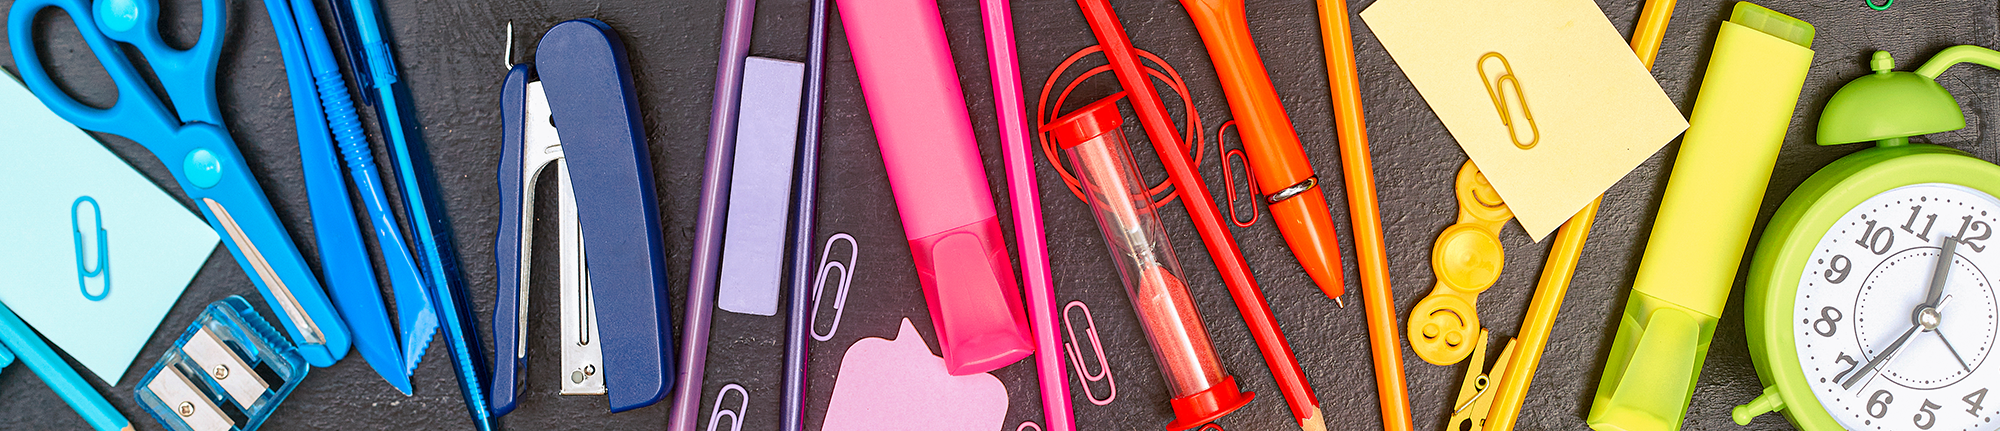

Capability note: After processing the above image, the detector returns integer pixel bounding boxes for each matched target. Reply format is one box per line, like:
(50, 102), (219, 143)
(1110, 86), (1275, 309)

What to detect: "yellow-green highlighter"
(1587, 4), (1815, 431)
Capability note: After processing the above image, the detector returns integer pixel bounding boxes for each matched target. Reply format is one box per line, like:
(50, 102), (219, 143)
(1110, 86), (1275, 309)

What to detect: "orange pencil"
(1311, 0), (1410, 430)
(1177, 0), (1348, 302)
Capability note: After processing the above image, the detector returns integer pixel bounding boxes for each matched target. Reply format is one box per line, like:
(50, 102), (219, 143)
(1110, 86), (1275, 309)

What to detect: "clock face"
(1796, 183), (2000, 430)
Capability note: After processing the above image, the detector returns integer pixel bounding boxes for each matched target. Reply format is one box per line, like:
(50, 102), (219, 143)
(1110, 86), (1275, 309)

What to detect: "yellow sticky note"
(1362, 0), (1688, 240)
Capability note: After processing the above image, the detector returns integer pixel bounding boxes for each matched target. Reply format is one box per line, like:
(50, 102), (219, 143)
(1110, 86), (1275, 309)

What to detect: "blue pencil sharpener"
(136, 296), (308, 431)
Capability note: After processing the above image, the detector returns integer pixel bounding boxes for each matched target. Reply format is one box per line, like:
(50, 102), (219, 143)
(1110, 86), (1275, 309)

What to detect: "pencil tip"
(1301, 407), (1327, 431)
(1335, 297), (1346, 308)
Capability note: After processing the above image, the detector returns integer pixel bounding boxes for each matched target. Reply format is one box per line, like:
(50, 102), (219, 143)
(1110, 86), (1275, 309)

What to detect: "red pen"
(1074, 2), (1325, 430)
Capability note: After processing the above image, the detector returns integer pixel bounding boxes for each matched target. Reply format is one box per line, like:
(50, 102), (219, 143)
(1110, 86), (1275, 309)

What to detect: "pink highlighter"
(836, 0), (1034, 375)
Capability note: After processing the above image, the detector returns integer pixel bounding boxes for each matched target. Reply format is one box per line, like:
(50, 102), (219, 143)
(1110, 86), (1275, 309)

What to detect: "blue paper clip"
(1062, 301), (1115, 406)
(705, 383), (749, 431)
(71, 196), (109, 301)
(811, 233), (857, 342)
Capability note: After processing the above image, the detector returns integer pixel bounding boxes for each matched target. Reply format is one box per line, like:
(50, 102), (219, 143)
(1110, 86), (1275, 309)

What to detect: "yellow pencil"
(1480, 1), (1677, 430)
(1312, 0), (1406, 430)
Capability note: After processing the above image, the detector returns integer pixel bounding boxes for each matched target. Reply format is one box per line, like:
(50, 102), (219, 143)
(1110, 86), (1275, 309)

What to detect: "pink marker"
(977, 0), (1074, 429)
(836, 0), (1034, 375)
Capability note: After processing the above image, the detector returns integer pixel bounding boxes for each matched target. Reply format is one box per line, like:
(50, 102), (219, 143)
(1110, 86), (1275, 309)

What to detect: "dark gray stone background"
(2, 0), (1997, 429)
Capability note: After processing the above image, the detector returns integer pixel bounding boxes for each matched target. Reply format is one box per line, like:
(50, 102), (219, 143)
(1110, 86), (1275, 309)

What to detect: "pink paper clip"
(811, 233), (858, 342)
(1018, 422), (1044, 431)
(1062, 301), (1116, 406)
(705, 383), (749, 431)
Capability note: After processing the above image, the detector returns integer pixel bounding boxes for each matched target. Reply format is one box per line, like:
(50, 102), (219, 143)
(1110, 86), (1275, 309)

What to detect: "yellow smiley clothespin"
(1449, 329), (1517, 431)
(1410, 161), (1511, 365)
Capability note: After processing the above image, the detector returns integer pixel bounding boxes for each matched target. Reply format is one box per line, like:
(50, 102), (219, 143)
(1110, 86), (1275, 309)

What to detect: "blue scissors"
(9, 0), (351, 366)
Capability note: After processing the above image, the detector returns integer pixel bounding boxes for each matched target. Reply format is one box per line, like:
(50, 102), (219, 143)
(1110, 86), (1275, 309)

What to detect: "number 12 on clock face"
(1797, 184), (2000, 430)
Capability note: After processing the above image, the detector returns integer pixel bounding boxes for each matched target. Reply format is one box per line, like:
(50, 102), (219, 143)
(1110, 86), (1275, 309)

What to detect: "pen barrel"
(1180, 0), (1346, 299)
(1178, 0), (1314, 192)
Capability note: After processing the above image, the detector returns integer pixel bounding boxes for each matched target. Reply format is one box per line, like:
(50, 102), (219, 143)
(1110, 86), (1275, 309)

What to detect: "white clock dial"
(1796, 183), (2000, 431)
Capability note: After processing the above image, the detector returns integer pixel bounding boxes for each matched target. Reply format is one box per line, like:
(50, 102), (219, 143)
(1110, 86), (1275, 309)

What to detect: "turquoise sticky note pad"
(0, 75), (219, 383)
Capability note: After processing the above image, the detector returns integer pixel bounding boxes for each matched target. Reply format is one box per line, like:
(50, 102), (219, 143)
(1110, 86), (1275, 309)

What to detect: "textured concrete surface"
(1, 0), (1997, 430)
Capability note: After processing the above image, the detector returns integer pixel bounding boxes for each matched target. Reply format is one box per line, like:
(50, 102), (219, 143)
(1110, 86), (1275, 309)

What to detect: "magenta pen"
(836, 0), (1034, 375)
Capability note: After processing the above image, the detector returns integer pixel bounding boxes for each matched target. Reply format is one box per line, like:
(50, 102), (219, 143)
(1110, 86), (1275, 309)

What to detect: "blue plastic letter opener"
(259, 0), (436, 394)
(533, 19), (676, 412)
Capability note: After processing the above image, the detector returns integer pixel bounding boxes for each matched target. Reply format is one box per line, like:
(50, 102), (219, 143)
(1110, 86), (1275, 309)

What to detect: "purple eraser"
(718, 56), (807, 316)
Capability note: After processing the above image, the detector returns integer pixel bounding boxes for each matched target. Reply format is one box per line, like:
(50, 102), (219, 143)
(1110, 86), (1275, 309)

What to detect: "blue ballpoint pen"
(781, 0), (828, 429)
(334, 0), (493, 427)
(262, 0), (439, 396)
(0, 301), (132, 431)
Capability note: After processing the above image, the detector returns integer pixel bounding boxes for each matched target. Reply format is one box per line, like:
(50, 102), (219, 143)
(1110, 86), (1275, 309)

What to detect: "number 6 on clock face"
(1795, 184), (2000, 430)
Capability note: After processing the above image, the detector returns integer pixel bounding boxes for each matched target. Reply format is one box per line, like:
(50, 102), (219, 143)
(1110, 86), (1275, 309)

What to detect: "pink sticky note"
(822, 319), (1010, 430)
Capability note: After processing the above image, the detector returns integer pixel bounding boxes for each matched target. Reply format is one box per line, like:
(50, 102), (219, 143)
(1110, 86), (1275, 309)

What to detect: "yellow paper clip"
(1410, 161), (1511, 365)
(1450, 329), (1518, 431)
(1477, 53), (1539, 150)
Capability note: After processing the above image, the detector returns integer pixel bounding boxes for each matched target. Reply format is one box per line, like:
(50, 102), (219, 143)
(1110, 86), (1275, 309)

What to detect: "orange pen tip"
(1268, 193), (1347, 299)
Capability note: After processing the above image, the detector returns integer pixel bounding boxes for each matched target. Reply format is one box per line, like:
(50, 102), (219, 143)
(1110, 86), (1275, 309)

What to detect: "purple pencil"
(666, 0), (757, 430)
(781, 0), (829, 429)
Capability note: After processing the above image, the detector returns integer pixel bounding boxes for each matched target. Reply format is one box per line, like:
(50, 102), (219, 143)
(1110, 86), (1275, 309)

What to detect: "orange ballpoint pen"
(1177, 0), (1348, 301)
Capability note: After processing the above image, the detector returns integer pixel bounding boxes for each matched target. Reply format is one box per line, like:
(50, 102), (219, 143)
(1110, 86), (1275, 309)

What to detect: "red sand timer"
(1042, 93), (1253, 430)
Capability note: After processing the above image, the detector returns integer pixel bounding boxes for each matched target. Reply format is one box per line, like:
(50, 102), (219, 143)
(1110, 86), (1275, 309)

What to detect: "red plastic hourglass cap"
(1167, 375), (1254, 430)
(1042, 92), (1128, 148)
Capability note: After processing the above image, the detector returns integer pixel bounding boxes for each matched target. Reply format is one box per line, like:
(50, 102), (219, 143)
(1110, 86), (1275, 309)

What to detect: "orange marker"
(1178, 0), (1348, 301)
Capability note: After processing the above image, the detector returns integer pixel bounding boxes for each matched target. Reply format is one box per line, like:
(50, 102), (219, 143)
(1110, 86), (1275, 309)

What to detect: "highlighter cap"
(1042, 92), (1128, 149)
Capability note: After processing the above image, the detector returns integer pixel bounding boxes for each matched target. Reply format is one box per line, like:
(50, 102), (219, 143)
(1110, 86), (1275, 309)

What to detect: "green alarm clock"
(1736, 46), (2000, 430)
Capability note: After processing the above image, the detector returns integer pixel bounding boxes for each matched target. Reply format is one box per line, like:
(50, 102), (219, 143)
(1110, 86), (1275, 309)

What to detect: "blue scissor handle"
(7, 0), (225, 136)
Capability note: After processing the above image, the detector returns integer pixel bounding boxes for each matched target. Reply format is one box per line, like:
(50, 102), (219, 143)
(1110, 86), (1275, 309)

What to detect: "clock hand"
(1845, 295), (1958, 389)
(1842, 324), (1920, 389)
(1933, 327), (1973, 372)
(1924, 237), (1959, 308)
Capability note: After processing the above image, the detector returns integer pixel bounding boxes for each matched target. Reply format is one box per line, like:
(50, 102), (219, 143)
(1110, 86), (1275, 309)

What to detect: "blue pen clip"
(71, 196), (109, 301)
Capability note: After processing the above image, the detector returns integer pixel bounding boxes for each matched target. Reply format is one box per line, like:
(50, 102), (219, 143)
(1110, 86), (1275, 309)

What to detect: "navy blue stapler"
(492, 19), (675, 415)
